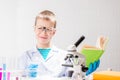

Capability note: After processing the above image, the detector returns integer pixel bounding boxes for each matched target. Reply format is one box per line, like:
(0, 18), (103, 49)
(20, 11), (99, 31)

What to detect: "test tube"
(2, 57), (7, 80)
(0, 68), (2, 80)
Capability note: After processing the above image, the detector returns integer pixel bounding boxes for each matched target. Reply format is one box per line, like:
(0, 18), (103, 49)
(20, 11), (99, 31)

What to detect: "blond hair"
(35, 10), (56, 28)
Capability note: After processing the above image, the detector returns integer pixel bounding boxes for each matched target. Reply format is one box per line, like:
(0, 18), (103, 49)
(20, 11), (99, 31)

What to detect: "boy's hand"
(86, 60), (100, 76)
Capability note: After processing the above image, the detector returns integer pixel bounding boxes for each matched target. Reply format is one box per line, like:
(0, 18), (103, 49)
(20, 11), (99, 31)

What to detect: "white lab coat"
(18, 45), (68, 77)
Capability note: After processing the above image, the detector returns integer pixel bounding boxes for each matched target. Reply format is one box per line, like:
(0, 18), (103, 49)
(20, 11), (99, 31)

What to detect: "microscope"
(62, 36), (88, 80)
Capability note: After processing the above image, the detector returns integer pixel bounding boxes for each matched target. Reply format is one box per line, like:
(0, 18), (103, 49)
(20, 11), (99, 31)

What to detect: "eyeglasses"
(35, 26), (55, 34)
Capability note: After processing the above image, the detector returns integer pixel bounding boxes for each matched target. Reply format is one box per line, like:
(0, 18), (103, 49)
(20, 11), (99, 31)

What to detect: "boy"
(19, 10), (67, 77)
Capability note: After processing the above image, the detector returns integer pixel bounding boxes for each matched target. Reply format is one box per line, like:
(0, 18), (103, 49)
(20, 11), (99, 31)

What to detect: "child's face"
(34, 18), (56, 45)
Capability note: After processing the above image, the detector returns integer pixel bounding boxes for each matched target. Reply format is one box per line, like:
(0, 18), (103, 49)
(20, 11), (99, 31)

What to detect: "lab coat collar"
(45, 45), (59, 61)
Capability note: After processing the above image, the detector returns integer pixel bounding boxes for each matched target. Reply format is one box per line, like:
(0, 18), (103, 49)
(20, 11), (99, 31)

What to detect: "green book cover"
(81, 49), (104, 67)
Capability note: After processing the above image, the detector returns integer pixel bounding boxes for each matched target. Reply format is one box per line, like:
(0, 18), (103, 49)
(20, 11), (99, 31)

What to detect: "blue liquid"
(28, 64), (38, 78)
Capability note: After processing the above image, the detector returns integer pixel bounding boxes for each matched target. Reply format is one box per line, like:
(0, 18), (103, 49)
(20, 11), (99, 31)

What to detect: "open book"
(81, 36), (108, 67)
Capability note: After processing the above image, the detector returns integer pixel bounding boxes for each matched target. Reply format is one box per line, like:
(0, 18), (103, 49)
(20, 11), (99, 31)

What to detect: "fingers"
(86, 60), (100, 76)
(96, 60), (100, 68)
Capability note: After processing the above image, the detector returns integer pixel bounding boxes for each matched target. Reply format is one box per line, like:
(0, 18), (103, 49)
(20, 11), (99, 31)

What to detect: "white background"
(0, 0), (120, 71)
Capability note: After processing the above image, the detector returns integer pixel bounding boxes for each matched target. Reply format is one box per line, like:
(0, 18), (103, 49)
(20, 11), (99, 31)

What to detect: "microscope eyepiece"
(74, 35), (85, 47)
